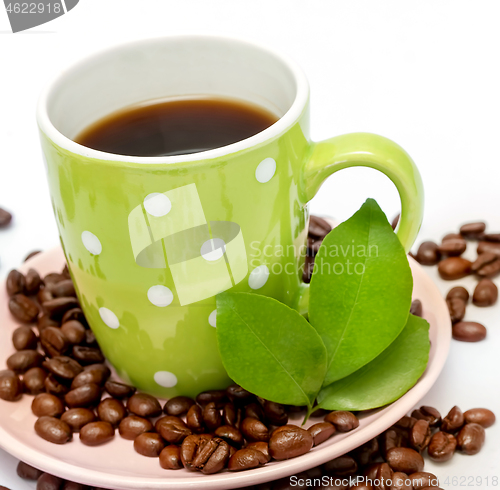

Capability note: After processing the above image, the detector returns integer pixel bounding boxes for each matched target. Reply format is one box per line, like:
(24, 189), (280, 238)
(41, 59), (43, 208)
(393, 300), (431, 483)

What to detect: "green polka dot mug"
(37, 36), (424, 398)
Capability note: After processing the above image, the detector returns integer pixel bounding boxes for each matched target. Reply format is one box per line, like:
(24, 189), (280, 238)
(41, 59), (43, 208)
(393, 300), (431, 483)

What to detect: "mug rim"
(36, 35), (310, 166)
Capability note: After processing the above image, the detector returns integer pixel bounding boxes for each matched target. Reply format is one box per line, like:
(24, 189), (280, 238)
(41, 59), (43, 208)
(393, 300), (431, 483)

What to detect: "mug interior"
(40, 36), (306, 161)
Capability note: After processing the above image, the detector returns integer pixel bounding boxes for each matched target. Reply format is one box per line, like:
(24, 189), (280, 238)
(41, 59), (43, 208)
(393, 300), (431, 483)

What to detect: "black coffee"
(75, 97), (278, 157)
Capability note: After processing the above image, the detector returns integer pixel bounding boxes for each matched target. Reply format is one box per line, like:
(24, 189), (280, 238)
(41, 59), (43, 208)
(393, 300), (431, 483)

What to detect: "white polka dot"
(248, 265), (270, 289)
(154, 371), (178, 388)
(255, 157), (276, 183)
(144, 193), (172, 217)
(81, 231), (102, 255)
(200, 238), (226, 262)
(208, 309), (217, 328)
(99, 307), (119, 329)
(147, 285), (174, 307)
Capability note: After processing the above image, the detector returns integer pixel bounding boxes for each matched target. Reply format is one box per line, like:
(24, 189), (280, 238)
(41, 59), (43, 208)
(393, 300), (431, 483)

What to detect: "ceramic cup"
(37, 36), (424, 398)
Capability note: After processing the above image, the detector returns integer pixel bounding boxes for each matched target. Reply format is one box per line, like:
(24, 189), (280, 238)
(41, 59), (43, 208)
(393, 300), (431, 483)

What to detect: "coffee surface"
(75, 97), (278, 157)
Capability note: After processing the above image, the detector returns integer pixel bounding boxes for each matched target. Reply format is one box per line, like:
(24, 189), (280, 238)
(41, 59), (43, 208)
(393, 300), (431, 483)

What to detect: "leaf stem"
(302, 403), (320, 425)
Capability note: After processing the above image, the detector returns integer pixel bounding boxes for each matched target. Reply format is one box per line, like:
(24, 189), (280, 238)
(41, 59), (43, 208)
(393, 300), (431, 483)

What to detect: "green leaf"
(317, 314), (430, 411)
(309, 198), (413, 385)
(216, 292), (327, 408)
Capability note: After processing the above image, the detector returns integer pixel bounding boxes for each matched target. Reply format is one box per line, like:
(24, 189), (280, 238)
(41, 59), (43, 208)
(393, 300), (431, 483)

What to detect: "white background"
(0, 1), (499, 488)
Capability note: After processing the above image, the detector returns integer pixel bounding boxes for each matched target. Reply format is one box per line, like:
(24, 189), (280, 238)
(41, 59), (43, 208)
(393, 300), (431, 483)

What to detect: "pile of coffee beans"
(1, 261), (358, 478)
(411, 220), (498, 342)
(12, 403), (496, 489)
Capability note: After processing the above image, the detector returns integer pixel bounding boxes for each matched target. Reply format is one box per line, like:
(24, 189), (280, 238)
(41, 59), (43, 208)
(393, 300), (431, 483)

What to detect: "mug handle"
(296, 132), (424, 313)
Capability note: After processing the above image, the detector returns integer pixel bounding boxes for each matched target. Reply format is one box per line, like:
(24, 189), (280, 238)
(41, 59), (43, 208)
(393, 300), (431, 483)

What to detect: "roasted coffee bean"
(9, 294), (39, 323)
(457, 423), (485, 455)
(159, 445), (183, 470)
(375, 462), (394, 490)
(25, 269), (42, 295)
(60, 320), (86, 345)
(410, 299), (423, 317)
(134, 432), (166, 457)
(215, 425), (244, 447)
(460, 221), (486, 238)
(181, 434), (208, 469)
(452, 321), (487, 342)
(443, 233), (462, 241)
(391, 472), (412, 490)
(463, 408), (496, 428)
(80, 421), (114, 446)
(473, 279), (498, 306)
(308, 422), (335, 446)
(119, 415), (153, 440)
(268, 425), (313, 460)
(307, 237), (323, 256)
(51, 279), (76, 298)
(43, 297), (79, 320)
(438, 257), (472, 280)
(37, 314), (59, 333)
(222, 402), (237, 426)
(43, 356), (83, 379)
(191, 437), (230, 474)
(35, 416), (72, 444)
(43, 273), (66, 287)
(65, 383), (101, 408)
(410, 419), (431, 452)
(71, 367), (109, 389)
(427, 431), (457, 462)
(104, 380), (135, 398)
(324, 411), (359, 432)
(354, 437), (380, 466)
(16, 461), (43, 480)
(0, 369), (23, 401)
(323, 455), (358, 476)
(391, 215), (400, 230)
(12, 326), (38, 351)
(41, 327), (69, 357)
(413, 406), (441, 427)
(7, 349), (43, 373)
(156, 416), (192, 444)
(471, 252), (499, 273)
(447, 297), (466, 323)
(438, 238), (466, 256)
(409, 472), (439, 490)
(32, 393), (65, 417)
(127, 393), (162, 417)
(37, 288), (54, 305)
(196, 389), (227, 407)
(37, 473), (64, 490)
(0, 207), (12, 227)
(97, 398), (126, 427)
(483, 232), (500, 242)
(302, 254), (314, 283)
(45, 374), (70, 396)
(72, 346), (104, 365)
(23, 367), (47, 395)
(395, 415), (417, 430)
(246, 441), (271, 462)
(263, 400), (288, 426)
(164, 396), (195, 416)
(476, 258), (500, 277)
(61, 408), (96, 432)
(309, 216), (332, 238)
(245, 402), (265, 421)
(241, 417), (270, 442)
(61, 308), (87, 326)
(62, 482), (88, 490)
(228, 447), (268, 471)
(477, 241), (500, 256)
(226, 384), (254, 405)
(380, 429), (406, 458)
(386, 447), (424, 474)
(203, 401), (222, 431)
(84, 329), (96, 346)
(441, 405), (464, 433)
(415, 241), (441, 266)
(6, 270), (26, 296)
(446, 286), (469, 302)
(186, 404), (204, 433)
